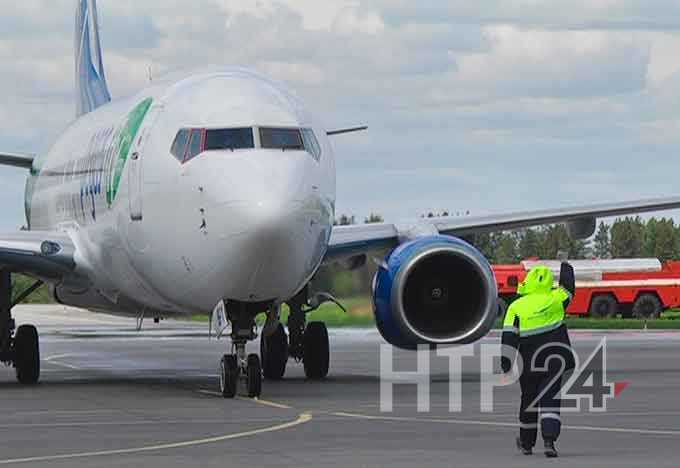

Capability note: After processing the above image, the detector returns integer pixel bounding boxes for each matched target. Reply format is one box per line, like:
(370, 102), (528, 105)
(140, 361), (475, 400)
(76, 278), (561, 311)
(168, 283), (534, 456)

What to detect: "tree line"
(315, 215), (680, 297)
(464, 216), (680, 264)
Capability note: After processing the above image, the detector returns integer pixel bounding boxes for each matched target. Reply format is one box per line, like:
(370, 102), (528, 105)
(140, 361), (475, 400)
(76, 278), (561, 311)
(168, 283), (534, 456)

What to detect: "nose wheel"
(219, 339), (262, 399)
(219, 354), (238, 398)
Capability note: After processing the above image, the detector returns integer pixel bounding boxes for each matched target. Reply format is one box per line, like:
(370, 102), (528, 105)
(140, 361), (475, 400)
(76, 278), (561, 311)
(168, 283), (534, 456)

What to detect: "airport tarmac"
(1, 305), (680, 467)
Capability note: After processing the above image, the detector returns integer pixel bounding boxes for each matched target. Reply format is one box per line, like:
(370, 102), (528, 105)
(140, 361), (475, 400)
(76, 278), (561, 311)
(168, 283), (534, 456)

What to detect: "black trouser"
(519, 369), (562, 447)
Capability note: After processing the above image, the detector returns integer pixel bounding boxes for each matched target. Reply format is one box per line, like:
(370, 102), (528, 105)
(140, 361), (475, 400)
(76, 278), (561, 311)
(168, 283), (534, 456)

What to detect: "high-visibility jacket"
(501, 262), (575, 373)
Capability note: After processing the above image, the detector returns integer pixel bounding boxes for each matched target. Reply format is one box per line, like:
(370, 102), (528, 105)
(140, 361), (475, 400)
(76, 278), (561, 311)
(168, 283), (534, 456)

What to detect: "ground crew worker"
(501, 262), (575, 458)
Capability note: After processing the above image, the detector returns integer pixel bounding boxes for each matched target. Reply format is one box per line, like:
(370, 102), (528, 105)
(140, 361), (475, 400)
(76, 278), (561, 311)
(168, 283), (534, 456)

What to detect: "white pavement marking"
(0, 412), (312, 465)
(43, 361), (80, 370)
(332, 412), (680, 437)
(43, 354), (77, 361)
(43, 354), (81, 370)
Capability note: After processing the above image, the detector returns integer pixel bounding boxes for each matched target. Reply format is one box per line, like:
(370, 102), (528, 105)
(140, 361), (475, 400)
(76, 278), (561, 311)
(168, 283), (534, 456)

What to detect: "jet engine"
(373, 235), (498, 350)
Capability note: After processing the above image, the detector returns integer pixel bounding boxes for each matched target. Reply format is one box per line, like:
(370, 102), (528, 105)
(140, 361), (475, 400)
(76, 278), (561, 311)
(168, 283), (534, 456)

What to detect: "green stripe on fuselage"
(107, 97), (153, 205)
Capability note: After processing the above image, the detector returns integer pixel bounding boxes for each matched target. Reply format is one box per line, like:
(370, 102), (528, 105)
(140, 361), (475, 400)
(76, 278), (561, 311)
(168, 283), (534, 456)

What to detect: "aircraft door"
(128, 151), (142, 221)
(128, 104), (162, 221)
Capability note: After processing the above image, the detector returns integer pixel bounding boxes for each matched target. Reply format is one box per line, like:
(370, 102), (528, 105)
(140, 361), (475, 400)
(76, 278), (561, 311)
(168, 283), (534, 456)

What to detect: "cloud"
(372, 1), (680, 31)
(2, 0), (680, 231)
(452, 26), (651, 99)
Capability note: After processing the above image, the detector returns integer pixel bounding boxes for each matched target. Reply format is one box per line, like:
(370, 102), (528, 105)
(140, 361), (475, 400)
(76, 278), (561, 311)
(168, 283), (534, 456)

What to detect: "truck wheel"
(620, 304), (634, 319)
(632, 294), (663, 319)
(589, 295), (618, 319)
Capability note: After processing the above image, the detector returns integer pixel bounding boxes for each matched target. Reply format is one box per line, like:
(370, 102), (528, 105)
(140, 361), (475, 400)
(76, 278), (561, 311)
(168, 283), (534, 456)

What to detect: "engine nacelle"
(373, 235), (498, 350)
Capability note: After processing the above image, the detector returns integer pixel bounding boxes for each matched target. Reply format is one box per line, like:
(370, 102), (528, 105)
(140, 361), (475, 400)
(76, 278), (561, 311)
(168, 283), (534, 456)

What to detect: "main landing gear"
(0, 270), (41, 385)
(260, 288), (330, 381)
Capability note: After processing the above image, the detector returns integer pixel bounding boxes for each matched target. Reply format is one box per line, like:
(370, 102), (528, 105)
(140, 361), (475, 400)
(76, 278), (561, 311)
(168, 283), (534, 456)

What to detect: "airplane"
(2, 0), (680, 398)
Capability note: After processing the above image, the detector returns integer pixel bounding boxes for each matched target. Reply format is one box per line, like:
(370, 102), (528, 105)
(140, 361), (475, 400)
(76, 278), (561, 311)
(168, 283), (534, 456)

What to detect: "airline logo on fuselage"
(28, 98), (154, 226)
(107, 97), (153, 205)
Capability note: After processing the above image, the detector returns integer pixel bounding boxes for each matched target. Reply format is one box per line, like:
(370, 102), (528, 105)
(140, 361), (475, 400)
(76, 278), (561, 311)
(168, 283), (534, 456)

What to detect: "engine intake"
(373, 235), (498, 349)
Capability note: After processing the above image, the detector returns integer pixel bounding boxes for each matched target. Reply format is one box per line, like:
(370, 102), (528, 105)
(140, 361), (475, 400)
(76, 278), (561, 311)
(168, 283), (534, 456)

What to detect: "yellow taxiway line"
(195, 389), (293, 410)
(0, 412), (312, 465)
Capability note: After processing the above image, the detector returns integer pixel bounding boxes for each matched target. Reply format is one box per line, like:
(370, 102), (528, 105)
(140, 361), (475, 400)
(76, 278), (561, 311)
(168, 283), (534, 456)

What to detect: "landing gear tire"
(14, 325), (40, 385)
(303, 322), (329, 380)
(220, 354), (238, 398)
(246, 354), (262, 398)
(261, 323), (288, 380)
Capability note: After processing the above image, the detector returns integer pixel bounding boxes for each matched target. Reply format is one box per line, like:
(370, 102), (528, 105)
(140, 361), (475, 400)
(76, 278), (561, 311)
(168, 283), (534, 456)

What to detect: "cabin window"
(171, 129), (190, 162)
(259, 127), (304, 151)
(205, 128), (255, 151)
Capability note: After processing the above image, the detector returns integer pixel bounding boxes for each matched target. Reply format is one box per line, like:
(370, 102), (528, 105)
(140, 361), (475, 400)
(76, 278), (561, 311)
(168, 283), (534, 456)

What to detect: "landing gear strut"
(218, 302), (262, 398)
(287, 288), (330, 380)
(0, 270), (41, 385)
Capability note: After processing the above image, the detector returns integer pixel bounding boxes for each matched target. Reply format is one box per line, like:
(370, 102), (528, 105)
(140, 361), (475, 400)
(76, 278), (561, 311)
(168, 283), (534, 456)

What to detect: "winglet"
(75, 0), (111, 117)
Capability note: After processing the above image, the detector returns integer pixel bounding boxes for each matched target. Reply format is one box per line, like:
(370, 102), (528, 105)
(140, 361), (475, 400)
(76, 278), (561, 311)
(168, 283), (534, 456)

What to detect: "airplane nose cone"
(220, 198), (327, 302)
(171, 151), (332, 304)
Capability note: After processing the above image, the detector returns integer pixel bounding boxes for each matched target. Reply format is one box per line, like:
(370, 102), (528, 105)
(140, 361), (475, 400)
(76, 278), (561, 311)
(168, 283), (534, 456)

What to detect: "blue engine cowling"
(373, 235), (498, 350)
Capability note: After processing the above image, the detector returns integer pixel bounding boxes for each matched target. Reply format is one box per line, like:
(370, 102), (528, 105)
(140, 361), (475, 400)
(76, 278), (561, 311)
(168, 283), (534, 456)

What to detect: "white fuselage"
(26, 69), (336, 316)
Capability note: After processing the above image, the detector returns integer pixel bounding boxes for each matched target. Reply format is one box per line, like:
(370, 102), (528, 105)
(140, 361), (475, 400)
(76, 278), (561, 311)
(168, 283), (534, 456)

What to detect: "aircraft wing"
(0, 231), (76, 279)
(0, 152), (34, 169)
(325, 196), (680, 262)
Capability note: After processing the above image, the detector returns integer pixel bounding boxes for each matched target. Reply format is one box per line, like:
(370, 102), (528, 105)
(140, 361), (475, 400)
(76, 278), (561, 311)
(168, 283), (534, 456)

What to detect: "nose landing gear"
(218, 302), (262, 399)
(219, 340), (263, 398)
(217, 289), (335, 398)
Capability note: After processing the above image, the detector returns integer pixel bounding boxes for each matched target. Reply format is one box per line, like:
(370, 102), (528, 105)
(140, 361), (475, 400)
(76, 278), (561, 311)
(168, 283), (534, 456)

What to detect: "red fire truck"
(494, 259), (680, 319)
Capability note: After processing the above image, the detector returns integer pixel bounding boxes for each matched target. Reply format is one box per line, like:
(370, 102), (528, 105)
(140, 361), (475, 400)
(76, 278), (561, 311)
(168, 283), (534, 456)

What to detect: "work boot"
(544, 440), (558, 458)
(516, 437), (532, 455)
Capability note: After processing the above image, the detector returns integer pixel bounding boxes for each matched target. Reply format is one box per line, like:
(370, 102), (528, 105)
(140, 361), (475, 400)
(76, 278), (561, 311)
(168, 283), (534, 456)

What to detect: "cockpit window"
(301, 128), (321, 162)
(171, 129), (190, 161)
(185, 129), (203, 162)
(170, 126), (320, 164)
(259, 128), (304, 151)
(205, 128), (254, 151)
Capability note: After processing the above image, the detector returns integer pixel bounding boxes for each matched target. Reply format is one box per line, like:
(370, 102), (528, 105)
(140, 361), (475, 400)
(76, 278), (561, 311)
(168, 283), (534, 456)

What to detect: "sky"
(3, 0), (680, 230)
